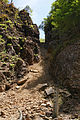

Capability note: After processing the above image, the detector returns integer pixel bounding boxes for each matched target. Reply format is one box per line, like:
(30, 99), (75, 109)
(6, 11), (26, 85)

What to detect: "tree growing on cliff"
(11, 0), (13, 3)
(24, 5), (33, 15)
(44, 0), (80, 39)
(1, 0), (8, 3)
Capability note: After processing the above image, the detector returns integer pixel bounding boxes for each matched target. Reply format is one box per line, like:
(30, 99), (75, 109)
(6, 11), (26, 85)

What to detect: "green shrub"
(0, 35), (2, 39)
(1, 0), (8, 4)
(7, 43), (12, 46)
(43, 0), (80, 39)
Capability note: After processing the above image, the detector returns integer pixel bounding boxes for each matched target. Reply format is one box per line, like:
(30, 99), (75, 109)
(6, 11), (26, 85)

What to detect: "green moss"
(0, 14), (8, 21)
(1, 50), (6, 54)
(7, 36), (13, 40)
(22, 39), (25, 42)
(19, 37), (22, 40)
(9, 63), (15, 70)
(0, 40), (5, 44)
(10, 23), (14, 28)
(7, 43), (12, 46)
(5, 20), (12, 24)
(24, 38), (27, 40)
(9, 63), (15, 67)
(5, 20), (14, 28)
(20, 47), (23, 50)
(0, 24), (7, 27)
(40, 38), (45, 43)
(1, 59), (4, 62)
(13, 37), (16, 39)
(2, 62), (7, 65)
(17, 16), (20, 19)
(14, 10), (19, 19)
(0, 24), (8, 30)
(34, 54), (38, 57)
(14, 20), (17, 24)
(30, 25), (34, 30)
(25, 22), (28, 26)
(19, 37), (25, 42)
(0, 35), (2, 39)
(11, 55), (18, 62)
(5, 8), (10, 14)
(58, 96), (63, 106)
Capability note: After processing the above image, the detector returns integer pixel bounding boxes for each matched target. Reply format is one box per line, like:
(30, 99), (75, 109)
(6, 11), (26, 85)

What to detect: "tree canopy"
(24, 5), (33, 15)
(43, 0), (80, 39)
(1, 0), (8, 3)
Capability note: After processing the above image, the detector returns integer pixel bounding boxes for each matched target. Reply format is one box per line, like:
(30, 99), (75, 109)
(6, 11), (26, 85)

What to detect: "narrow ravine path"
(0, 46), (54, 120)
(0, 46), (77, 120)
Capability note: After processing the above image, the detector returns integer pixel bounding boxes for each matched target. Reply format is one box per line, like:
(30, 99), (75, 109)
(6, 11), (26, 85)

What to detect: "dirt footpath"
(0, 47), (78, 120)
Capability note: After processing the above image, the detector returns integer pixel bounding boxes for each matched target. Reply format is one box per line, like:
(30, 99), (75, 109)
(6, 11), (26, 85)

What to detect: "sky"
(8, 0), (54, 39)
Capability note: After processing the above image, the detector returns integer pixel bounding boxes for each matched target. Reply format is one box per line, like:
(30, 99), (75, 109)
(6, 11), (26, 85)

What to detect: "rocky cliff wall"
(45, 26), (80, 93)
(0, 1), (40, 91)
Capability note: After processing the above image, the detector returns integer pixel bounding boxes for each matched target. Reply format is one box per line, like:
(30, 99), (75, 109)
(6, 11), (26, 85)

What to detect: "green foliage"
(0, 14), (8, 22)
(14, 10), (19, 19)
(24, 5), (33, 15)
(9, 63), (15, 68)
(30, 25), (34, 30)
(0, 38), (5, 44)
(7, 43), (12, 46)
(44, 0), (80, 38)
(0, 24), (8, 30)
(9, 63), (15, 70)
(0, 35), (2, 39)
(40, 38), (45, 43)
(1, 0), (8, 4)
(7, 36), (12, 40)
(34, 54), (38, 57)
(13, 37), (16, 39)
(6, 20), (12, 24)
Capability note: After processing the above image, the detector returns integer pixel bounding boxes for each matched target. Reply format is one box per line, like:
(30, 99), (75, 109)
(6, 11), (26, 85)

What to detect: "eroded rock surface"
(0, 1), (40, 89)
(52, 42), (80, 91)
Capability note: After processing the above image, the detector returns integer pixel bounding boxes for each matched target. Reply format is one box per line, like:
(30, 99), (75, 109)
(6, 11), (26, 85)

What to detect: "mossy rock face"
(0, 1), (39, 89)
(0, 14), (8, 22)
(0, 24), (8, 30)
(0, 42), (5, 52)
(14, 58), (27, 78)
(52, 41), (80, 92)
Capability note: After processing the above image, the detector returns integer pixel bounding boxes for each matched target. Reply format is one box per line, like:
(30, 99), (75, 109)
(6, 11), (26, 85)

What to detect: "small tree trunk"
(53, 86), (59, 118)
(11, 0), (13, 3)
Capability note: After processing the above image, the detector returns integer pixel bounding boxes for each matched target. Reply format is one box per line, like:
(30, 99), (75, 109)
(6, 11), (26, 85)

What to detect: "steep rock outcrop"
(0, 1), (40, 90)
(51, 41), (80, 92)
(45, 23), (80, 93)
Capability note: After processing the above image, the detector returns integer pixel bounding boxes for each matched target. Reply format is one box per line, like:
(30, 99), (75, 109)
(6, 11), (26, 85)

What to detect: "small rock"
(58, 117), (63, 120)
(30, 69), (39, 73)
(35, 116), (44, 120)
(37, 83), (48, 91)
(0, 111), (5, 117)
(16, 86), (20, 89)
(17, 77), (28, 85)
(5, 84), (11, 91)
(0, 85), (6, 92)
(46, 111), (52, 117)
(46, 102), (53, 107)
(39, 111), (45, 117)
(74, 114), (78, 118)
(41, 103), (46, 107)
(43, 116), (49, 120)
(45, 87), (54, 96)
(54, 118), (58, 120)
